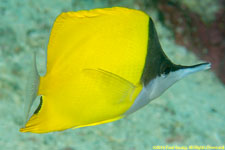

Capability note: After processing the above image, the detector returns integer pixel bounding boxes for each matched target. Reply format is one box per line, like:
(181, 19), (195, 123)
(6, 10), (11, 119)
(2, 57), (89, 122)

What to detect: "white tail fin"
(23, 51), (40, 126)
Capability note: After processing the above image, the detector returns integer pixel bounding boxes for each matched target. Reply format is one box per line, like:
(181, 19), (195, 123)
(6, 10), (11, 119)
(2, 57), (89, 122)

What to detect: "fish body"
(20, 7), (210, 133)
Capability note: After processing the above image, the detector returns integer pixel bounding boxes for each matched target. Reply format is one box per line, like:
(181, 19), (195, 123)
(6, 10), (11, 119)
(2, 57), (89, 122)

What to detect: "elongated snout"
(177, 62), (211, 79)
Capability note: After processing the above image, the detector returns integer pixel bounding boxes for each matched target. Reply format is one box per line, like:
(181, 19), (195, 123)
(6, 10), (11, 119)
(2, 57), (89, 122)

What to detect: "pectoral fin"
(68, 68), (137, 128)
(82, 68), (136, 104)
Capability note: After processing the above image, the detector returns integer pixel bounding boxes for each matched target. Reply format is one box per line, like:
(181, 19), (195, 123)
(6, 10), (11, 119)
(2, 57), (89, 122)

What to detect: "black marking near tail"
(34, 96), (43, 114)
(141, 18), (172, 85)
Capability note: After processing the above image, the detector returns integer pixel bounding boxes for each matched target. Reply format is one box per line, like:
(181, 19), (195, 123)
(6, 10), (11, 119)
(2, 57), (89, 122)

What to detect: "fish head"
(146, 61), (211, 100)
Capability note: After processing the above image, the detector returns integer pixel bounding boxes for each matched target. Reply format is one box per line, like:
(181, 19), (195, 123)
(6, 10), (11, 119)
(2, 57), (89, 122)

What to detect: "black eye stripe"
(141, 18), (174, 85)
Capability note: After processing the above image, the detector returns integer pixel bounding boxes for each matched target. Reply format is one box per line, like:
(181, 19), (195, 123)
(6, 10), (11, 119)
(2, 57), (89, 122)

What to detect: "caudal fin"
(23, 51), (40, 126)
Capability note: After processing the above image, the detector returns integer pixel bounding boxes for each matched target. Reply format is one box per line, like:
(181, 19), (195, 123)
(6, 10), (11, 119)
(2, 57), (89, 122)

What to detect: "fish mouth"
(177, 62), (211, 78)
(185, 62), (211, 71)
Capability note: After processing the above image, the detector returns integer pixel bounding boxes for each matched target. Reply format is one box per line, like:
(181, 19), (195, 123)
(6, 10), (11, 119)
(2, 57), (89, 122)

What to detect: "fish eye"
(163, 67), (171, 75)
(160, 64), (171, 77)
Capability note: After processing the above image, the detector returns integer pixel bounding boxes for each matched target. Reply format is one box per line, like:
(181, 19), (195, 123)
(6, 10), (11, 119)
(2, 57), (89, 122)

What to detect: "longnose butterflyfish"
(20, 7), (211, 133)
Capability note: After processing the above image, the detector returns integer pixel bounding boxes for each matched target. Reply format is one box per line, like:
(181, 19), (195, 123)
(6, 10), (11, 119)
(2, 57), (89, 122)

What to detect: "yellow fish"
(20, 7), (210, 133)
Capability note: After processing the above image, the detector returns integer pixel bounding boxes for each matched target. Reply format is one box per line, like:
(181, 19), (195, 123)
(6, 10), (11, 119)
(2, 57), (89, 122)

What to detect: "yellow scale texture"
(21, 7), (149, 133)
